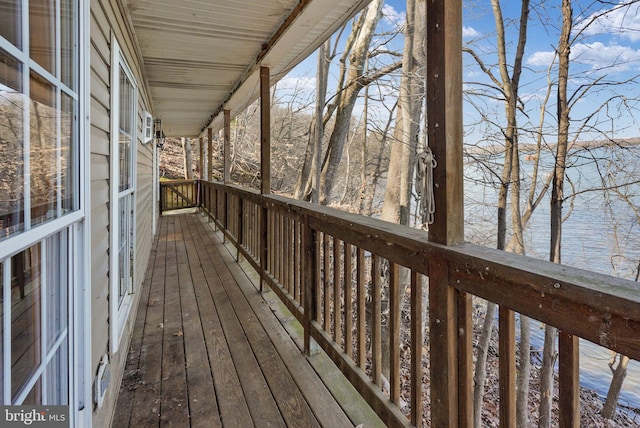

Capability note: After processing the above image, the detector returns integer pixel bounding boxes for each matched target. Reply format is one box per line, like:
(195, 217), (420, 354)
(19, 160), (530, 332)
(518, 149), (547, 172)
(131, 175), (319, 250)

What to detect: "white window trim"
(109, 35), (138, 354)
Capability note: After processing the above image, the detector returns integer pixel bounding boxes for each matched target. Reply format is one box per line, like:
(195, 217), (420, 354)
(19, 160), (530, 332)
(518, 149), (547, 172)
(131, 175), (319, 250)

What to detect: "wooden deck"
(113, 211), (383, 427)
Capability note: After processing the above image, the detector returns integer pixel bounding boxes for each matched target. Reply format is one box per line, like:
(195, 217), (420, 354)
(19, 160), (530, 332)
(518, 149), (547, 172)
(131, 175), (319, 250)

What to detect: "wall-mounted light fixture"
(154, 119), (165, 148)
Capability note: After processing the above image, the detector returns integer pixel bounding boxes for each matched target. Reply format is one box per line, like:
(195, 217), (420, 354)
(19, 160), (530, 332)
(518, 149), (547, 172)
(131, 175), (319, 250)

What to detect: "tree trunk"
(539, 2), (572, 427)
(602, 354), (630, 419)
(473, 301), (497, 427)
(182, 137), (194, 179)
(319, 0), (384, 205)
(472, 2), (531, 425)
(378, 0), (426, 380)
(381, 0), (425, 226)
(312, 40), (330, 203)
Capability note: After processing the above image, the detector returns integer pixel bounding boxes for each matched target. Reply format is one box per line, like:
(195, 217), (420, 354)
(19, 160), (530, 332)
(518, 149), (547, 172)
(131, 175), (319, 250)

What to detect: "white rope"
(416, 147), (436, 229)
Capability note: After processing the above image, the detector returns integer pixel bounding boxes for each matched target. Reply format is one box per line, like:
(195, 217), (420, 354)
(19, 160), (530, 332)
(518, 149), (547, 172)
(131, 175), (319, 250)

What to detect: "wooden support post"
(426, 1), (468, 425)
(207, 127), (213, 181)
(559, 331), (580, 427)
(260, 66), (271, 195)
(224, 109), (231, 184)
(427, 0), (464, 246)
(499, 308), (516, 427)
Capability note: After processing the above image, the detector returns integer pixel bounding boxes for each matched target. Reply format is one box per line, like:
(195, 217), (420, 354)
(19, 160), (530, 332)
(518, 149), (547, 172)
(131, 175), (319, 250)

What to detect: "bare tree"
(182, 137), (194, 179)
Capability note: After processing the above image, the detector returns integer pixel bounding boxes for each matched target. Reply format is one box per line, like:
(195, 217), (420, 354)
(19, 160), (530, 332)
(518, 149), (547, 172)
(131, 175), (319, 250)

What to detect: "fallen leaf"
(174, 330), (183, 337)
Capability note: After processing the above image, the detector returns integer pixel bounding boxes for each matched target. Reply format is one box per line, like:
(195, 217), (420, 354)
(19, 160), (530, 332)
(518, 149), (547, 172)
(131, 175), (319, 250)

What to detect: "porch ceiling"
(126, 0), (371, 137)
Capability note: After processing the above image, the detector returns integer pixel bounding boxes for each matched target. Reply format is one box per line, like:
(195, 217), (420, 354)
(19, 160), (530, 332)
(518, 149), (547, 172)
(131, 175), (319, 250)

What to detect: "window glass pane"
(0, 50), (24, 240)
(11, 244), (42, 401)
(0, 0), (22, 49)
(30, 71), (57, 226)
(119, 68), (134, 192)
(119, 131), (131, 192)
(46, 232), (67, 350)
(44, 340), (68, 405)
(29, 0), (56, 74)
(118, 195), (131, 304)
(60, 0), (76, 89)
(61, 92), (75, 213)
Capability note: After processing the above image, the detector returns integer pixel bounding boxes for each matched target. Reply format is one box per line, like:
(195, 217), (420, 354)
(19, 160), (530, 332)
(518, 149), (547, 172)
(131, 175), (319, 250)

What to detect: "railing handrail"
(204, 181), (640, 331)
(198, 179), (640, 427)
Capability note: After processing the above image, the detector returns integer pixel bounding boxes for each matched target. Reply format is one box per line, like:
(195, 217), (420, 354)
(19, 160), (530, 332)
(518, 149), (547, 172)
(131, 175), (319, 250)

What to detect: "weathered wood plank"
(112, 229), (158, 428)
(200, 245), (286, 426)
(128, 217), (167, 427)
(177, 216), (222, 427)
(160, 219), (190, 426)
(206, 237), (320, 428)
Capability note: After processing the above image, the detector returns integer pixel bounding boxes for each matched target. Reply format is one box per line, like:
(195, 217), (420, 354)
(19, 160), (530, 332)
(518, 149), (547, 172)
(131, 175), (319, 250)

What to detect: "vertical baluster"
(344, 243), (353, 359)
(236, 197), (243, 261)
(389, 262), (400, 405)
(333, 238), (341, 344)
(499, 307), (516, 427)
(324, 235), (331, 332)
(294, 220), (300, 304)
(303, 217), (317, 355)
(357, 247), (366, 369)
(411, 271), (423, 427)
(259, 204), (267, 292)
(458, 290), (473, 427)
(559, 331), (580, 427)
(316, 232), (323, 327)
(372, 254), (382, 387)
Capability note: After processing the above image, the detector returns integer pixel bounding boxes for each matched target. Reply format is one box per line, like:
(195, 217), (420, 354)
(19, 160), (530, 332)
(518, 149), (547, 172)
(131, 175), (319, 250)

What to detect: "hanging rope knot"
(416, 148), (436, 229)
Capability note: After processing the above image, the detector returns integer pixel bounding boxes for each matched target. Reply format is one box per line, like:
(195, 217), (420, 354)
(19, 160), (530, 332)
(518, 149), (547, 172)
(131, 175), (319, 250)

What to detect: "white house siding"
(90, 0), (156, 425)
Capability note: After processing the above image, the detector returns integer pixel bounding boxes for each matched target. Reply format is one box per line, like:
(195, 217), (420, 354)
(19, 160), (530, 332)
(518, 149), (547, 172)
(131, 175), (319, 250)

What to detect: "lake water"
(463, 145), (640, 412)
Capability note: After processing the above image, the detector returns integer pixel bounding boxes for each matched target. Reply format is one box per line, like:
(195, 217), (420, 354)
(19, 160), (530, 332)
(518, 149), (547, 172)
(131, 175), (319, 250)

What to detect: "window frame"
(109, 36), (138, 353)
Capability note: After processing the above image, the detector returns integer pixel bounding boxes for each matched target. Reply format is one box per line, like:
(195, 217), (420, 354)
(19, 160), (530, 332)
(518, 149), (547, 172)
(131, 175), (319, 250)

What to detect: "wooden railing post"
(303, 216), (317, 355)
(428, 255), (458, 427)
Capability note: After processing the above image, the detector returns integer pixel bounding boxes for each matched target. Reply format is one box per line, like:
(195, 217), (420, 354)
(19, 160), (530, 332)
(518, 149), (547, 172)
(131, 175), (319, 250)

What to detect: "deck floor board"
(114, 212), (382, 427)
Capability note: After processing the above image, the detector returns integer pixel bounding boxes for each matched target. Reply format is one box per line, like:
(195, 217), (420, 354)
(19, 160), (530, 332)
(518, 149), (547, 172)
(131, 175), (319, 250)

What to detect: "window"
(0, 0), (79, 240)
(2, 234), (70, 405)
(110, 38), (137, 352)
(0, 0), (84, 419)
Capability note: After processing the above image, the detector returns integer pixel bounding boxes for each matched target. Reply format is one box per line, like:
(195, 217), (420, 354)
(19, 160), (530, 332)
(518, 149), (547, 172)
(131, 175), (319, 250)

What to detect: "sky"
(276, 0), (640, 144)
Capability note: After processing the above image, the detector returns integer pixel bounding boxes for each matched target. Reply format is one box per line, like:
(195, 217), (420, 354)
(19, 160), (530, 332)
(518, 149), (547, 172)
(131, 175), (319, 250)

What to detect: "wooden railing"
(199, 180), (640, 427)
(159, 179), (199, 214)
